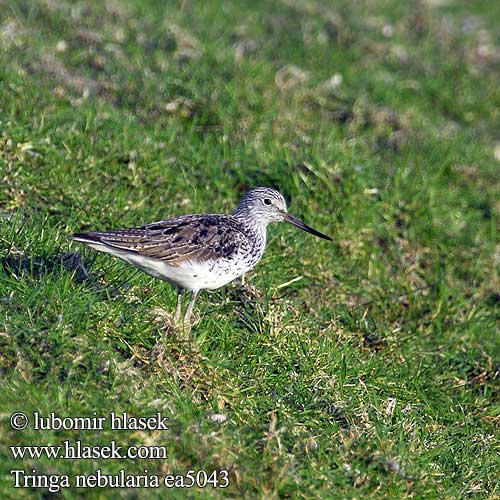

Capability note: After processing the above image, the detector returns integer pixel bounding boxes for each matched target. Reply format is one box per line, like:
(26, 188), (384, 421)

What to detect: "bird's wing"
(75, 215), (246, 265)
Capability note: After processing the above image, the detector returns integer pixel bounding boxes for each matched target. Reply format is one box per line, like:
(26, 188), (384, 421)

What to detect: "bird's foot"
(175, 313), (200, 339)
(151, 306), (177, 337)
(174, 319), (191, 339)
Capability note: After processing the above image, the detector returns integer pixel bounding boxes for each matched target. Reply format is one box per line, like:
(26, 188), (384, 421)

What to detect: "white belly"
(87, 242), (258, 291)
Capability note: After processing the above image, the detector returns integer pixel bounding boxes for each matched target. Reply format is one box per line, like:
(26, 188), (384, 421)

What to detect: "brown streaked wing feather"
(98, 214), (245, 265)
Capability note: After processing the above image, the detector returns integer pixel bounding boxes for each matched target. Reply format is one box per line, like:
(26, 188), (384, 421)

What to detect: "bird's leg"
(183, 289), (199, 327)
(174, 288), (183, 325)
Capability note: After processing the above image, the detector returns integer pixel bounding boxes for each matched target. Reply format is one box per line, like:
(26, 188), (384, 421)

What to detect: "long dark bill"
(285, 213), (332, 241)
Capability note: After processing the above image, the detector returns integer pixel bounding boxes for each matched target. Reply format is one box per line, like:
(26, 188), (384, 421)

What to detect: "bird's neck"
(233, 210), (268, 240)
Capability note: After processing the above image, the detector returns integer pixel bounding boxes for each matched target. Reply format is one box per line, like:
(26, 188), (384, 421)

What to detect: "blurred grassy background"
(0, 0), (499, 498)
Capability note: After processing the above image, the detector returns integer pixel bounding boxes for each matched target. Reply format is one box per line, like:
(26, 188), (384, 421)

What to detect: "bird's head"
(234, 187), (332, 240)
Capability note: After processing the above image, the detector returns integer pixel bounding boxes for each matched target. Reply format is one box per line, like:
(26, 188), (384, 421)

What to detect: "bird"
(71, 187), (332, 330)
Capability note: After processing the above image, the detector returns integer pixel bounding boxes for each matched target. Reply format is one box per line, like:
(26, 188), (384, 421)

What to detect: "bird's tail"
(71, 232), (103, 244)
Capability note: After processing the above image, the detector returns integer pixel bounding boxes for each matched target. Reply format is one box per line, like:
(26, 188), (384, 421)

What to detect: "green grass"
(0, 0), (499, 498)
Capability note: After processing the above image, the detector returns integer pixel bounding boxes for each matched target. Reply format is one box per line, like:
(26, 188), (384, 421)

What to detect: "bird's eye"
(263, 198), (272, 206)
